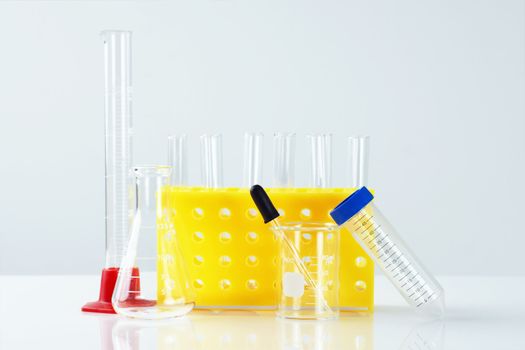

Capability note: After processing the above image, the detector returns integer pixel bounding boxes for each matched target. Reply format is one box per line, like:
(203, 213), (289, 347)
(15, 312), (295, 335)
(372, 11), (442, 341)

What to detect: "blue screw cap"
(330, 187), (374, 225)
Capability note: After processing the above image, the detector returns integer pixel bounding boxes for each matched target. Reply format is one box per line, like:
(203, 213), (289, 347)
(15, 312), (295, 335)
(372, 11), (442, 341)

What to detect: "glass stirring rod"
(249, 185), (333, 314)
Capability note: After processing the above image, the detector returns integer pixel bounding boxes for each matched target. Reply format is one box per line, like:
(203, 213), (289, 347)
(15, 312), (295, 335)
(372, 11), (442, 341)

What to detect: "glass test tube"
(308, 133), (333, 188)
(168, 135), (188, 186)
(102, 30), (133, 268)
(273, 132), (296, 188)
(200, 134), (223, 188)
(347, 136), (370, 188)
(243, 132), (264, 187)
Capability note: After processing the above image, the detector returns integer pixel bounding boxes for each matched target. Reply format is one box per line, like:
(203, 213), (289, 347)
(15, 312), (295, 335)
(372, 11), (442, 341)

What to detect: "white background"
(0, 0), (523, 275)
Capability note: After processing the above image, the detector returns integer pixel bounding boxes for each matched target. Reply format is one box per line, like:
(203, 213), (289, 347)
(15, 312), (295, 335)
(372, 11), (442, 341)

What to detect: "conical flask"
(112, 165), (195, 319)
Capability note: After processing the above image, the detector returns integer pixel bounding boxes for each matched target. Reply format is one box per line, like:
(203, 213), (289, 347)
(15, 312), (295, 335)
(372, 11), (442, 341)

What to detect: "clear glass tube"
(102, 30), (133, 268)
(243, 132), (264, 187)
(168, 135), (188, 186)
(112, 166), (195, 319)
(338, 197), (445, 317)
(347, 136), (370, 188)
(273, 132), (296, 188)
(200, 134), (223, 188)
(307, 133), (333, 188)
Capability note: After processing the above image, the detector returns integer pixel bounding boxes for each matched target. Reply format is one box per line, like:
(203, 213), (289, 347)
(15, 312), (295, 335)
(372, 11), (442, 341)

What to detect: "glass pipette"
(250, 185), (333, 315)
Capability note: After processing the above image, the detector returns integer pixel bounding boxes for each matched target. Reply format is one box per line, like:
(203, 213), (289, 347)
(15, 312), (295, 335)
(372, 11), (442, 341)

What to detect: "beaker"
(272, 222), (340, 320)
(330, 187), (445, 317)
(112, 165), (195, 319)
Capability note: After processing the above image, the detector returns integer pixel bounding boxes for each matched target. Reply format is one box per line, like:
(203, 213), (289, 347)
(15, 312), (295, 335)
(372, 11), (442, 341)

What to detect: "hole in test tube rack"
(219, 255), (232, 267)
(193, 208), (204, 219)
(219, 208), (231, 219)
(354, 280), (367, 292)
(245, 256), (258, 267)
(219, 232), (232, 243)
(355, 256), (367, 268)
(246, 232), (259, 243)
(246, 279), (259, 291)
(193, 256), (204, 265)
(327, 280), (334, 290)
(219, 279), (231, 290)
(246, 208), (258, 219)
(193, 231), (205, 242)
(302, 256), (312, 267)
(300, 208), (312, 220)
(301, 233), (313, 243)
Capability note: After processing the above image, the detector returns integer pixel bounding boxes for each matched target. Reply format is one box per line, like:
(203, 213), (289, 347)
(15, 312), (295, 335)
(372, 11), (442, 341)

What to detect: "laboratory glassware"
(112, 165), (195, 319)
(308, 133), (333, 188)
(168, 135), (188, 186)
(347, 136), (370, 188)
(83, 30), (133, 313)
(330, 187), (445, 317)
(243, 132), (264, 187)
(250, 185), (336, 319)
(273, 222), (340, 320)
(273, 132), (296, 187)
(200, 134), (223, 188)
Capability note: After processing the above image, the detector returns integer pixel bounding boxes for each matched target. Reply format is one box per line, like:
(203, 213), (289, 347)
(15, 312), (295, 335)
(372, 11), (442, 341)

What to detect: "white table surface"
(1, 275), (524, 349)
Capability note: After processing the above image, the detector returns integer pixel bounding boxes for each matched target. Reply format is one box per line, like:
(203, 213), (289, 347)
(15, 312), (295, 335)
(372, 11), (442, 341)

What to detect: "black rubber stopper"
(250, 184), (280, 224)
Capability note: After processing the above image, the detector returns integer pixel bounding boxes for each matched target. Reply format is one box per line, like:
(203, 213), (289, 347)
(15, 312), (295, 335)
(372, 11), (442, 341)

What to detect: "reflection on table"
(93, 310), (445, 350)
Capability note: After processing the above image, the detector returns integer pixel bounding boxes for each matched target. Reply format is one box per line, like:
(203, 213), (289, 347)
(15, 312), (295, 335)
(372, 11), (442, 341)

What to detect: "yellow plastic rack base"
(160, 187), (374, 312)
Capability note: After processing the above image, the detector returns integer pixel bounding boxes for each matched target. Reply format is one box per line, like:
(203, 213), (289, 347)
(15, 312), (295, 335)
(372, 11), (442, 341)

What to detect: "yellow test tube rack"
(160, 187), (374, 312)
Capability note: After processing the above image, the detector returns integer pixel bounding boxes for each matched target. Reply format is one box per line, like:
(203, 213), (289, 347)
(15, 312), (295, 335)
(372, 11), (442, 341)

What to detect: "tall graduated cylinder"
(330, 187), (445, 317)
(102, 30), (133, 268)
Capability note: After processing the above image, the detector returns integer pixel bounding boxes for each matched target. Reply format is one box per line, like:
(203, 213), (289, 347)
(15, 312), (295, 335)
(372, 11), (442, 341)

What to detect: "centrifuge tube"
(347, 136), (370, 188)
(330, 187), (445, 317)
(308, 133), (333, 188)
(200, 134), (223, 188)
(168, 134), (188, 186)
(83, 30), (133, 313)
(243, 132), (264, 187)
(273, 132), (296, 187)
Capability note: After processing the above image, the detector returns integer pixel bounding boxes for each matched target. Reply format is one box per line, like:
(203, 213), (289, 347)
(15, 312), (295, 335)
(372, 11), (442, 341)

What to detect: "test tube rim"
(270, 221), (339, 232)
